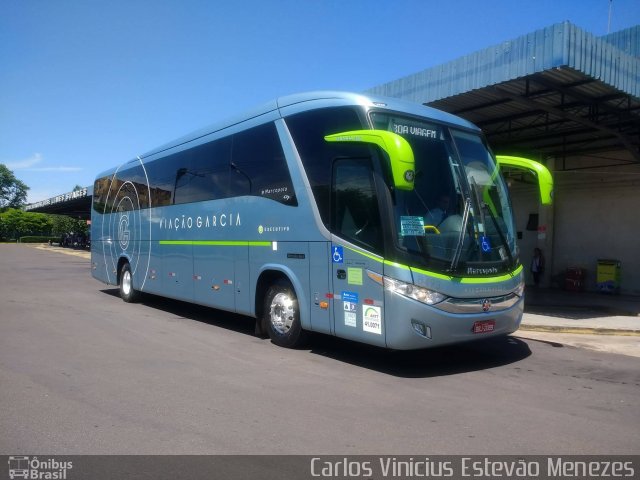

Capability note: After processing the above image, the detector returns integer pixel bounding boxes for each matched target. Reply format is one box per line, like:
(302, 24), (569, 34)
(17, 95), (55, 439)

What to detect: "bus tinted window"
(115, 164), (150, 211)
(93, 164), (151, 213)
(285, 107), (364, 227)
(93, 176), (111, 212)
(144, 122), (295, 207)
(332, 158), (383, 254)
(174, 137), (231, 205)
(147, 155), (178, 207)
(230, 123), (296, 206)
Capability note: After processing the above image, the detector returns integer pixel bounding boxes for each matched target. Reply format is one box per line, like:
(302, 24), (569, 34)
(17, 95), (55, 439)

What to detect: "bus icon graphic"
(8, 456), (29, 479)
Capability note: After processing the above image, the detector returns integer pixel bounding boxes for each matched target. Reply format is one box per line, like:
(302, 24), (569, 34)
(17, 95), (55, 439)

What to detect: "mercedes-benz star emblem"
(482, 299), (491, 312)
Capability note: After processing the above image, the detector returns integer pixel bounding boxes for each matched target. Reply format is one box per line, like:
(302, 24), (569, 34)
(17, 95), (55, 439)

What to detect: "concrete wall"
(510, 158), (640, 295)
(510, 184), (541, 287)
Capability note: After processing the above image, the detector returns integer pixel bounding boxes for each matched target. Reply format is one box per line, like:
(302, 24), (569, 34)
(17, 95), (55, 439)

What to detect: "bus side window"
(230, 123), (297, 206)
(285, 107), (365, 227)
(175, 137), (232, 205)
(95, 164), (151, 213)
(93, 176), (112, 212)
(147, 155), (180, 207)
(332, 158), (383, 254)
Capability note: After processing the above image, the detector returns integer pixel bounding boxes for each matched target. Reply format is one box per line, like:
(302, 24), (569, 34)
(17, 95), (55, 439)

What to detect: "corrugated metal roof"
(600, 25), (640, 58)
(367, 22), (640, 165)
(368, 22), (639, 102)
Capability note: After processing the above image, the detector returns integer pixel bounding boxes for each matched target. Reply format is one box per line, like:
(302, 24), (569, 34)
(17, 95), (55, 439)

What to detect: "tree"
(0, 208), (52, 240)
(0, 164), (29, 210)
(47, 185), (90, 236)
(49, 214), (88, 236)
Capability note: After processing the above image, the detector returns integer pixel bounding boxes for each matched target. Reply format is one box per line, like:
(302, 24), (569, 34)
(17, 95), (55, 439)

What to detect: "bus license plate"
(473, 320), (495, 334)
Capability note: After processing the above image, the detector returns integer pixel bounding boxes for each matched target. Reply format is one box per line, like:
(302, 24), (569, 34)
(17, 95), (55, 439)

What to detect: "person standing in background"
(531, 247), (545, 288)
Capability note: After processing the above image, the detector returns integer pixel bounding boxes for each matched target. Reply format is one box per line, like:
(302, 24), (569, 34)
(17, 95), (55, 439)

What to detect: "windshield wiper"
(470, 176), (514, 266)
(449, 196), (471, 272)
(478, 192), (514, 265)
(470, 177), (487, 262)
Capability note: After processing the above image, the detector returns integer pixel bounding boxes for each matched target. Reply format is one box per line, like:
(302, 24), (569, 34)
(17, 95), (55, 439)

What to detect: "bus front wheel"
(264, 280), (308, 348)
(119, 262), (139, 303)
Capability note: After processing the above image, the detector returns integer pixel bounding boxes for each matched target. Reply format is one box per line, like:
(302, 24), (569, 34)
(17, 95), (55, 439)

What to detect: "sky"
(2, 0), (639, 204)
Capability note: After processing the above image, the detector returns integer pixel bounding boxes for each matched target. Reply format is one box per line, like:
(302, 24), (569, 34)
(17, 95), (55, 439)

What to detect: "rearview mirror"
(496, 155), (553, 205)
(324, 130), (415, 191)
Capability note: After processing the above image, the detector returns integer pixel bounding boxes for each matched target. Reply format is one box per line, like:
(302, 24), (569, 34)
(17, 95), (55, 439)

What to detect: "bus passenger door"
(331, 157), (386, 347)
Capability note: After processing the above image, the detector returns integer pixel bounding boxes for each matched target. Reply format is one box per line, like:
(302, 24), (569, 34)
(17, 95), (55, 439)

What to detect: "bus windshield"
(370, 112), (517, 276)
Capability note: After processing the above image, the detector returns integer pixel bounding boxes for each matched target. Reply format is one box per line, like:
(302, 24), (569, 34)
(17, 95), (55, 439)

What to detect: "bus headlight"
(514, 280), (525, 297)
(383, 277), (447, 305)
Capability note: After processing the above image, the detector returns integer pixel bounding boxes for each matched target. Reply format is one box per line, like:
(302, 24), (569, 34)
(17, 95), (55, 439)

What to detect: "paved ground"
(515, 330), (640, 358)
(2, 244), (639, 455)
(32, 243), (640, 358)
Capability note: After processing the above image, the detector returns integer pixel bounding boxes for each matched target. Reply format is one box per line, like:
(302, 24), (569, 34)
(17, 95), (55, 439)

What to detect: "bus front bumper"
(383, 292), (524, 350)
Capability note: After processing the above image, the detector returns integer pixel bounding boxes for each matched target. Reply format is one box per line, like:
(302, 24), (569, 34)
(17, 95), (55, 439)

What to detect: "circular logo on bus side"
(118, 214), (130, 250)
(107, 183), (142, 276)
(102, 159), (152, 290)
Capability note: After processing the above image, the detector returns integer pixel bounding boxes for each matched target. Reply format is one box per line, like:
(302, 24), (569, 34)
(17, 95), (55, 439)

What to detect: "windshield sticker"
(347, 268), (363, 285)
(400, 216), (425, 237)
(344, 311), (357, 327)
(363, 306), (382, 334)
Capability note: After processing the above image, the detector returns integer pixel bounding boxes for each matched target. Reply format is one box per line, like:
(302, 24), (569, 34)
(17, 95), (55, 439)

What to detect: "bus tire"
(264, 280), (308, 348)
(119, 262), (139, 303)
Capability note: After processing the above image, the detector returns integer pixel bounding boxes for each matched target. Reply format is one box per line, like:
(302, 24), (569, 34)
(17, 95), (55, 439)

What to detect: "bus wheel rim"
(269, 292), (294, 335)
(122, 270), (132, 296)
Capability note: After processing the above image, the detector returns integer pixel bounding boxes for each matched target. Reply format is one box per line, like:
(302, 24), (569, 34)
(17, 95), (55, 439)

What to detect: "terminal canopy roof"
(25, 186), (92, 220)
(369, 22), (640, 170)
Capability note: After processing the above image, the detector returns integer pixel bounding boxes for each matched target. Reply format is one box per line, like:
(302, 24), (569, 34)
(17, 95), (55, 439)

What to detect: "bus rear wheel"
(119, 262), (139, 303)
(264, 280), (308, 348)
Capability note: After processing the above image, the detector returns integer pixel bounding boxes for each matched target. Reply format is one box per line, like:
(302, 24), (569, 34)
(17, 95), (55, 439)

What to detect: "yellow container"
(597, 259), (621, 293)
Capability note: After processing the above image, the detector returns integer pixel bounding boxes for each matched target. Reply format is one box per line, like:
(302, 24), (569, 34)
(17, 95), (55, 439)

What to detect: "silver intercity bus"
(91, 91), (552, 349)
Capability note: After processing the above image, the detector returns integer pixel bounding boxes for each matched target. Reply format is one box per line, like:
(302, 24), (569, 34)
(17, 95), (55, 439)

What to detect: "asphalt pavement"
(31, 243), (640, 357)
(3, 243), (640, 455)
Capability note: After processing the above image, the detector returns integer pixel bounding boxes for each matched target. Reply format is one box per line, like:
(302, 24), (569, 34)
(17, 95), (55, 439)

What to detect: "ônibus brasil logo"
(8, 456), (73, 479)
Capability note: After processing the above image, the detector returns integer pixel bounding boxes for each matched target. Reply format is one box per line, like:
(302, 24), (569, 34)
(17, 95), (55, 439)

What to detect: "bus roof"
(97, 91), (480, 178)
(277, 91), (479, 131)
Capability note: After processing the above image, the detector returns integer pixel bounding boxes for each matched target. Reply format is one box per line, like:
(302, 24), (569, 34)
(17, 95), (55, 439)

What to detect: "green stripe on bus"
(159, 240), (272, 247)
(343, 244), (383, 263)
(342, 244), (523, 283)
(410, 264), (524, 283)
